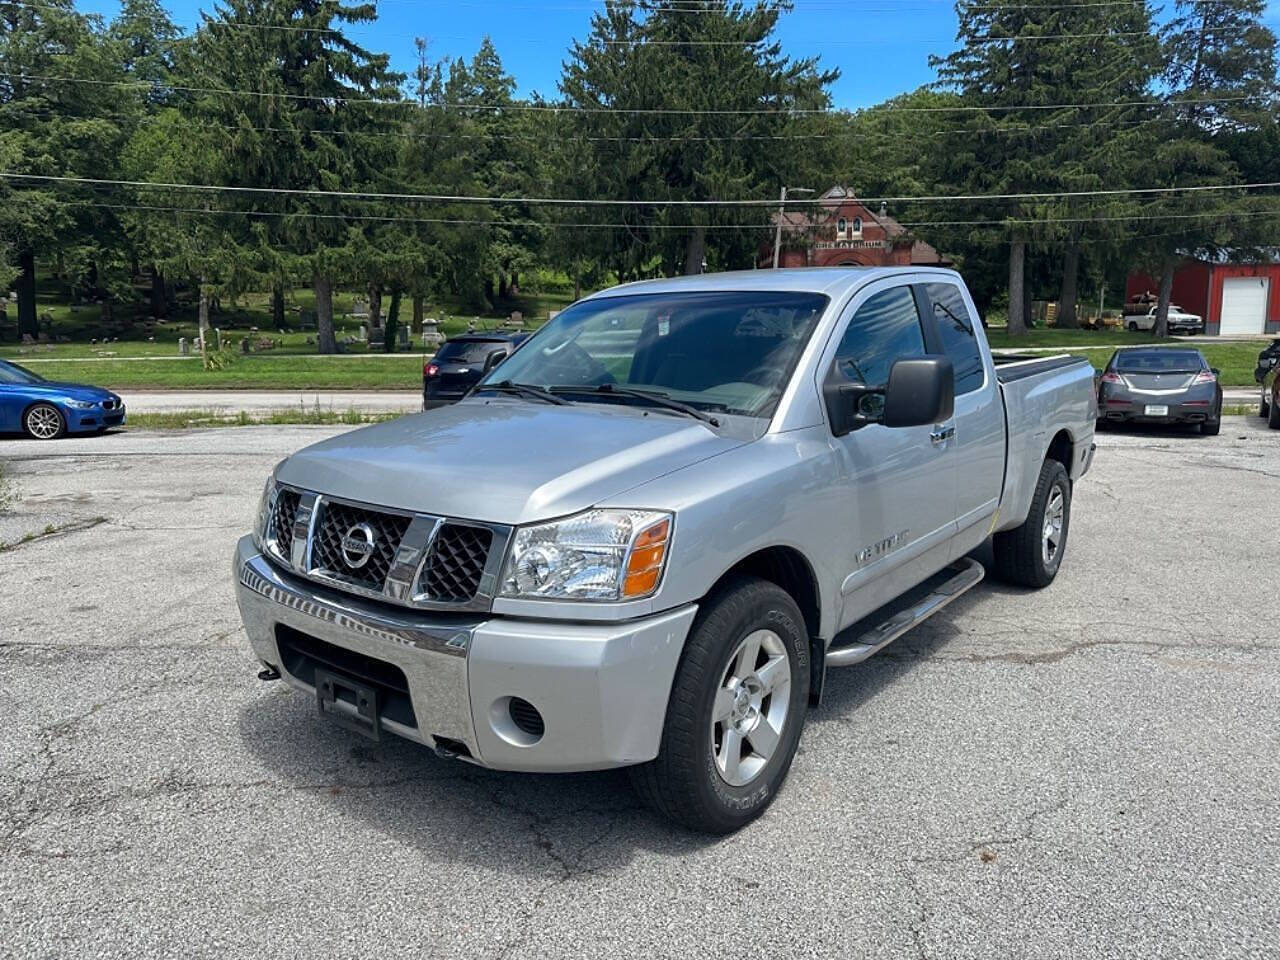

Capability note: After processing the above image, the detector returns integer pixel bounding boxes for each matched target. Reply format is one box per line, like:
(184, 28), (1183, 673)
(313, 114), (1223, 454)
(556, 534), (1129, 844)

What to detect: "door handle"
(930, 425), (956, 446)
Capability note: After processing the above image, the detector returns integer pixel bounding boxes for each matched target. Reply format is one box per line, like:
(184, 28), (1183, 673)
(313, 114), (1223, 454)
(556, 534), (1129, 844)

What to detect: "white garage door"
(1219, 276), (1269, 335)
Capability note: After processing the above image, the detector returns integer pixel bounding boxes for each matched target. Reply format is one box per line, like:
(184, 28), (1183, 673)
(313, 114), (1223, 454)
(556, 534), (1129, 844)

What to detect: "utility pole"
(772, 186), (814, 269)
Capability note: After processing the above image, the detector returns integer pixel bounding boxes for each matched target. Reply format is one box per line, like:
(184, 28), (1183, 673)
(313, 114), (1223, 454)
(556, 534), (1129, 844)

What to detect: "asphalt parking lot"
(2, 419), (1278, 959)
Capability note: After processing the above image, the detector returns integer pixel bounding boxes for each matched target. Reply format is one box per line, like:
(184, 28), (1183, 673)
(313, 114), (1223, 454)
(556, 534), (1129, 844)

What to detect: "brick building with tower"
(758, 186), (950, 269)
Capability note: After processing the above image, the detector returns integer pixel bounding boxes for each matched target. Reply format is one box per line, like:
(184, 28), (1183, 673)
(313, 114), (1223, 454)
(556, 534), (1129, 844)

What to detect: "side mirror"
(483, 351), (505, 372)
(824, 356), (955, 437)
(1211, 367), (1221, 377)
(883, 357), (955, 428)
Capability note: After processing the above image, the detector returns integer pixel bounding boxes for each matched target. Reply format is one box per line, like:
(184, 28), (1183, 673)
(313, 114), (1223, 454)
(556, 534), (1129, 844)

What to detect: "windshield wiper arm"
(481, 380), (570, 405)
(552, 384), (721, 427)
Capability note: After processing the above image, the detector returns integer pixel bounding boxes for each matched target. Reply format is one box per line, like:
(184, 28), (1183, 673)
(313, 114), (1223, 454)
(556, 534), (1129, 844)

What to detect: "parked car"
(423, 332), (529, 409)
(0, 358), (125, 439)
(234, 268), (1096, 833)
(1096, 347), (1222, 434)
(1256, 338), (1280, 428)
(1126, 304), (1204, 335)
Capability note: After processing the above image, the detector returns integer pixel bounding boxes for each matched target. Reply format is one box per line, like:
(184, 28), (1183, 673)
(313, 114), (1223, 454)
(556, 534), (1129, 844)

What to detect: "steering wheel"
(742, 365), (784, 388)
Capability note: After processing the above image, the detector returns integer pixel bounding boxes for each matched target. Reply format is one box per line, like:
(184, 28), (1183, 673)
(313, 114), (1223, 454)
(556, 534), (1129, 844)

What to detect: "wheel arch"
(1045, 428), (1074, 476)
(707, 545), (826, 706)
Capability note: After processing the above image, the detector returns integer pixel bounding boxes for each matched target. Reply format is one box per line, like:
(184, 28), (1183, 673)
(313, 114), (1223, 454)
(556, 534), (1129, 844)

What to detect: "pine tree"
(185, 0), (403, 353)
(560, 1), (837, 278)
(0, 0), (131, 336)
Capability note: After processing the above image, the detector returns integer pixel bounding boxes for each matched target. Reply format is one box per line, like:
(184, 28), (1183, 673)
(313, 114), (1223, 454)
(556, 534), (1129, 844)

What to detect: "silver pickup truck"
(234, 267), (1096, 832)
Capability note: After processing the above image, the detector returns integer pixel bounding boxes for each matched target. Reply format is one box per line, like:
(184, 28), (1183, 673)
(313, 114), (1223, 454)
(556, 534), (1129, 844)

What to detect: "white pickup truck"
(234, 267), (1097, 832)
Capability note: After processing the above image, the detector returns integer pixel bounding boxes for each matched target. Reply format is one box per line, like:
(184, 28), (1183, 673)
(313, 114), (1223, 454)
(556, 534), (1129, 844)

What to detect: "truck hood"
(277, 399), (752, 526)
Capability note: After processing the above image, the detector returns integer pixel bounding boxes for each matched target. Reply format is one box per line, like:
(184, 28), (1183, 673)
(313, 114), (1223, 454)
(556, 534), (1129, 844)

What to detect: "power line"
(5, 171), (1279, 206)
(14, 195), (1280, 233)
(2, 72), (1266, 114)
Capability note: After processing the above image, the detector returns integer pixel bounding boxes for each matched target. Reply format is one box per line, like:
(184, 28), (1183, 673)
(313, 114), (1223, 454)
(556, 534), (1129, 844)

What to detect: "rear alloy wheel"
(993, 459), (1072, 588)
(629, 576), (809, 833)
(24, 403), (66, 440)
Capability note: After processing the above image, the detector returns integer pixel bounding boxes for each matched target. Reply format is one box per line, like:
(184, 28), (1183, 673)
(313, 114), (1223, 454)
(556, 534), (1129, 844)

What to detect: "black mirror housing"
(883, 357), (955, 428)
(824, 355), (955, 436)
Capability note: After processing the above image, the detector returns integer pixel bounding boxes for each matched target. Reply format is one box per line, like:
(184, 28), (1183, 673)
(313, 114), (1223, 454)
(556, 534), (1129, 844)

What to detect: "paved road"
(2, 422), (1278, 958)
(121, 390), (423, 415)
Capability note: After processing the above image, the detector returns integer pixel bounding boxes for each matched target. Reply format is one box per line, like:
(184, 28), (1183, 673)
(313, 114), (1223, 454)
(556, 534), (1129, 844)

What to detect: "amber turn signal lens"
(622, 518), (671, 598)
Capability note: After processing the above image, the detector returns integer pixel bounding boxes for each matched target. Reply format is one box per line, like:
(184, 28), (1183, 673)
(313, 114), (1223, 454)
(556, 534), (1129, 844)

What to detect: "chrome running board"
(826, 557), (985, 668)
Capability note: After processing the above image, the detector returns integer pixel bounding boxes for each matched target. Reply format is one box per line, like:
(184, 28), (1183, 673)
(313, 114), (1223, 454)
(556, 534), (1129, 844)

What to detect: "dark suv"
(423, 333), (529, 409)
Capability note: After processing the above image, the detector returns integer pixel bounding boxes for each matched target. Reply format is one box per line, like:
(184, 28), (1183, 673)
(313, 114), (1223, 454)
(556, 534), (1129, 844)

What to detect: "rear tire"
(629, 576), (809, 834)
(1269, 400), (1280, 430)
(992, 459), (1071, 589)
(1127, 321), (1138, 332)
(23, 403), (66, 440)
(1200, 418), (1220, 436)
(1260, 396), (1270, 419)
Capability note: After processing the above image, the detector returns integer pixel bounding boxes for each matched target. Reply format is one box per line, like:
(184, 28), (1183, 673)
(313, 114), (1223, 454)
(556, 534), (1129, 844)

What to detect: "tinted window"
(0, 359), (43, 384)
(926, 282), (985, 395)
(832, 286), (925, 389)
(1113, 350), (1204, 373)
(436, 340), (507, 364)
(483, 292), (828, 418)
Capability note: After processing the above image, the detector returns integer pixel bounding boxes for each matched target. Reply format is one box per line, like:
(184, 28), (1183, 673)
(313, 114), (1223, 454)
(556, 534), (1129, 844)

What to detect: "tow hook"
(257, 664), (282, 682)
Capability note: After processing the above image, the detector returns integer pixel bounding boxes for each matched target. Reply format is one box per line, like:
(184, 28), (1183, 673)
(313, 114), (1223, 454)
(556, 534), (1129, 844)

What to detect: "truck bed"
(992, 352), (1091, 383)
(992, 352), (1097, 535)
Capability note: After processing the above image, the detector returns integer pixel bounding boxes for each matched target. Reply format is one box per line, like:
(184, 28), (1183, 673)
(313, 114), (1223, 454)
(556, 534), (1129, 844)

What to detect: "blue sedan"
(0, 358), (126, 439)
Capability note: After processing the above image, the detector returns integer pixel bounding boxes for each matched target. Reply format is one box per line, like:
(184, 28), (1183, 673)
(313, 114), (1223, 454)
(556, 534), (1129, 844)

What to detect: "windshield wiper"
(480, 380), (570, 405)
(551, 384), (721, 427)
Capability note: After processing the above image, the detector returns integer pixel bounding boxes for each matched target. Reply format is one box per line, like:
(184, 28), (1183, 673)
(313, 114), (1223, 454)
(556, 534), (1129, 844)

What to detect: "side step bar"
(826, 557), (985, 668)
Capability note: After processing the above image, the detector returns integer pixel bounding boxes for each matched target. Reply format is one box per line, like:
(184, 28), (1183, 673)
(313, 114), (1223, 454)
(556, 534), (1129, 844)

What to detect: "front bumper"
(66, 404), (126, 432)
(233, 536), (697, 772)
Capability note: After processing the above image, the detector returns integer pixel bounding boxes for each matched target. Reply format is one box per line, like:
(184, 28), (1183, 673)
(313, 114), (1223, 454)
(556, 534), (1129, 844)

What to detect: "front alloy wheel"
(24, 403), (66, 440)
(629, 576), (809, 833)
(711, 629), (792, 787)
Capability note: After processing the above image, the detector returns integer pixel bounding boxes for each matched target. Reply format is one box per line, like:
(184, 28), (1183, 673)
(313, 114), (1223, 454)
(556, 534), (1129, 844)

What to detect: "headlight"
(500, 509), (672, 601)
(64, 399), (98, 409)
(254, 476), (277, 549)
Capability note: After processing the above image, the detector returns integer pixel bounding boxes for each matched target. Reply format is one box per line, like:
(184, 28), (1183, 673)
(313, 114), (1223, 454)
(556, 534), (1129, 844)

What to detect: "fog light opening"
(488, 696), (544, 747)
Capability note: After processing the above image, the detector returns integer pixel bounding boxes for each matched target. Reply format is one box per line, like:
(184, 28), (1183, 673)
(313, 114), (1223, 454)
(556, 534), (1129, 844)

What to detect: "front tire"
(629, 576), (809, 834)
(993, 459), (1072, 588)
(24, 403), (66, 440)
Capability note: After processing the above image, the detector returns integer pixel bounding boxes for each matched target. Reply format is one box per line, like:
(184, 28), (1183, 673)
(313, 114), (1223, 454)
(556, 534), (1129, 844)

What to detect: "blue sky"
(78, 0), (1278, 111)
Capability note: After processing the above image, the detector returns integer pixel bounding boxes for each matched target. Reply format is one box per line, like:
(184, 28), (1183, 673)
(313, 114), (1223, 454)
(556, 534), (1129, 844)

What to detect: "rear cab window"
(925, 282), (985, 395)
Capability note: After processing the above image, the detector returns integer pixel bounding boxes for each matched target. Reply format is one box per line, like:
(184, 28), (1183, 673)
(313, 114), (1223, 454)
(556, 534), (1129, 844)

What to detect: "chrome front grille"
(311, 500), (412, 591)
(269, 489), (301, 559)
(420, 523), (494, 602)
(264, 487), (510, 613)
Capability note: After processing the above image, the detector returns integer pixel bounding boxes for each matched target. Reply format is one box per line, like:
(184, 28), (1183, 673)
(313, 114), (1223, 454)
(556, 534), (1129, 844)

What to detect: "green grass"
(15, 354), (425, 390)
(126, 408), (403, 429)
(2, 279), (568, 363)
(987, 328), (1270, 385)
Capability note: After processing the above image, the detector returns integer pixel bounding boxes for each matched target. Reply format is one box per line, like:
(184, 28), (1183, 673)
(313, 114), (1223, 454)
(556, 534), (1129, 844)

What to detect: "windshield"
(478, 291), (829, 418)
(0, 359), (44, 385)
(435, 340), (508, 364)
(1113, 350), (1204, 374)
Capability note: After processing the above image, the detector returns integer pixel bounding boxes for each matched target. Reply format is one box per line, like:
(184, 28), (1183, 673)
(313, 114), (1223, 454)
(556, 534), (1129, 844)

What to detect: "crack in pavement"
(0, 516), (108, 554)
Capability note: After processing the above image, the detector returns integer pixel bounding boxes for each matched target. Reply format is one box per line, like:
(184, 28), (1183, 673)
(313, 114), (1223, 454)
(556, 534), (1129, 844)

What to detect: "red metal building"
(1126, 254), (1280, 336)
(759, 186), (949, 269)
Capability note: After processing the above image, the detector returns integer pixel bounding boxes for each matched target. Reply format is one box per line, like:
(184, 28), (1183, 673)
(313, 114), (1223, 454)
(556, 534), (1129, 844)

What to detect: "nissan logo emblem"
(340, 522), (376, 569)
